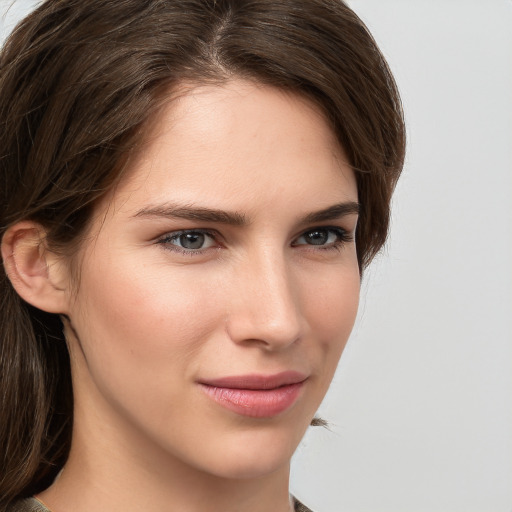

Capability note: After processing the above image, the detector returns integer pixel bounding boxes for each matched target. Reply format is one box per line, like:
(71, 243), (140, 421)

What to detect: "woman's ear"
(1, 221), (70, 314)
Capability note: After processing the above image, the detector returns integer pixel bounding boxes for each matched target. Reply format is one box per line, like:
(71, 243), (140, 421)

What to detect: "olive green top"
(8, 496), (313, 512)
(7, 498), (48, 512)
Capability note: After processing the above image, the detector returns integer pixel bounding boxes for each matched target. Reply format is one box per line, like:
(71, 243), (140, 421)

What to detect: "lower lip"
(199, 382), (304, 418)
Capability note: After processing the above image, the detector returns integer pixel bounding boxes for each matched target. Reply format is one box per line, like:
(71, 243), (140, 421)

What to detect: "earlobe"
(1, 221), (69, 314)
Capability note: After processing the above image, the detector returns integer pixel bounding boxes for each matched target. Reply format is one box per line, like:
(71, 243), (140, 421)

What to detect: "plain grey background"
(2, 1), (511, 511)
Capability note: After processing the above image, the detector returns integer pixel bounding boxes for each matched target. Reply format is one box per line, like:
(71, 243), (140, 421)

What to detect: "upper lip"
(199, 371), (307, 390)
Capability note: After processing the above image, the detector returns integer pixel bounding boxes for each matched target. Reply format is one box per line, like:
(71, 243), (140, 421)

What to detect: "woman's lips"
(198, 371), (307, 418)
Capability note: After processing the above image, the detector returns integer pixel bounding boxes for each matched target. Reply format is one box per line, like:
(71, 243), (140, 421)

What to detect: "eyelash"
(156, 226), (353, 257)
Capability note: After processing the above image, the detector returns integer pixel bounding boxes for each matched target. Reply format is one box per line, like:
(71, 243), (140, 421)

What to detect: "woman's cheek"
(301, 259), (360, 327)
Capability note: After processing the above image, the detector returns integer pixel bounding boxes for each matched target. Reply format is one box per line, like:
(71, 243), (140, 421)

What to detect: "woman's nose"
(225, 250), (303, 351)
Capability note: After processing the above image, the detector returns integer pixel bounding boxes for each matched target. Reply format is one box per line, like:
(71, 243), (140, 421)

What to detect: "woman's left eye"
(292, 227), (350, 248)
(158, 230), (217, 252)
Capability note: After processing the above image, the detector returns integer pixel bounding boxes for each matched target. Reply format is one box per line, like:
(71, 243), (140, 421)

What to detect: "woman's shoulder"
(4, 498), (50, 512)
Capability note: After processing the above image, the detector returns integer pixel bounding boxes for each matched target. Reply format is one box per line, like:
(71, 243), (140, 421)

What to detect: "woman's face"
(64, 80), (360, 480)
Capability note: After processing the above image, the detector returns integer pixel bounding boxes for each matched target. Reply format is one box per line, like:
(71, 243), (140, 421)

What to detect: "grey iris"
(180, 232), (205, 249)
(305, 229), (329, 245)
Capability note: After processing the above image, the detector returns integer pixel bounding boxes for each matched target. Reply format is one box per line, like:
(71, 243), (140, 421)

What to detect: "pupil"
(180, 232), (204, 249)
(306, 230), (328, 245)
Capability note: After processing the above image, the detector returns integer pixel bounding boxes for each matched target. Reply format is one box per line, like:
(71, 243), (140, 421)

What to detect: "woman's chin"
(164, 422), (305, 482)
(204, 433), (302, 479)
(199, 448), (293, 481)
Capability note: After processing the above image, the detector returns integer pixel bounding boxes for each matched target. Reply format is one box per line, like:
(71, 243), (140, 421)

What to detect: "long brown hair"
(0, 0), (405, 505)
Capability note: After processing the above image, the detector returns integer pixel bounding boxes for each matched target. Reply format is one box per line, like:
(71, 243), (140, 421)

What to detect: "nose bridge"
(227, 244), (302, 349)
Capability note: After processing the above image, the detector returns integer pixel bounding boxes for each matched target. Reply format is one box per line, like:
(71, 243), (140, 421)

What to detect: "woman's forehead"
(109, 80), (356, 213)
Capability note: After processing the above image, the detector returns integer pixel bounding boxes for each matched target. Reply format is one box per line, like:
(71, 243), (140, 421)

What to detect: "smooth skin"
(2, 80), (360, 512)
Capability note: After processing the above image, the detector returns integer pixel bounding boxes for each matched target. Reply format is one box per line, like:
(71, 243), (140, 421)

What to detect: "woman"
(0, 1), (405, 511)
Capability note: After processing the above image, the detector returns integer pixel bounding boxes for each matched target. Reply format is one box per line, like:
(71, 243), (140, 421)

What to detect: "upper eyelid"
(158, 224), (347, 236)
(158, 228), (220, 241)
(292, 224), (350, 240)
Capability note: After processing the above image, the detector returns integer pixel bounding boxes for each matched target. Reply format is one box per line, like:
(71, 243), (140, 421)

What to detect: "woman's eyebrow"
(133, 203), (248, 225)
(299, 201), (360, 224)
(133, 201), (359, 225)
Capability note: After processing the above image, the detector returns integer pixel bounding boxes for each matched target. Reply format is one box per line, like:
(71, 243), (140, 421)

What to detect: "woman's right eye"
(157, 230), (217, 253)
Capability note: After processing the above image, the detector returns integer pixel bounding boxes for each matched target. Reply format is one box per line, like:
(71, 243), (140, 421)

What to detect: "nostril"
(225, 307), (302, 350)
